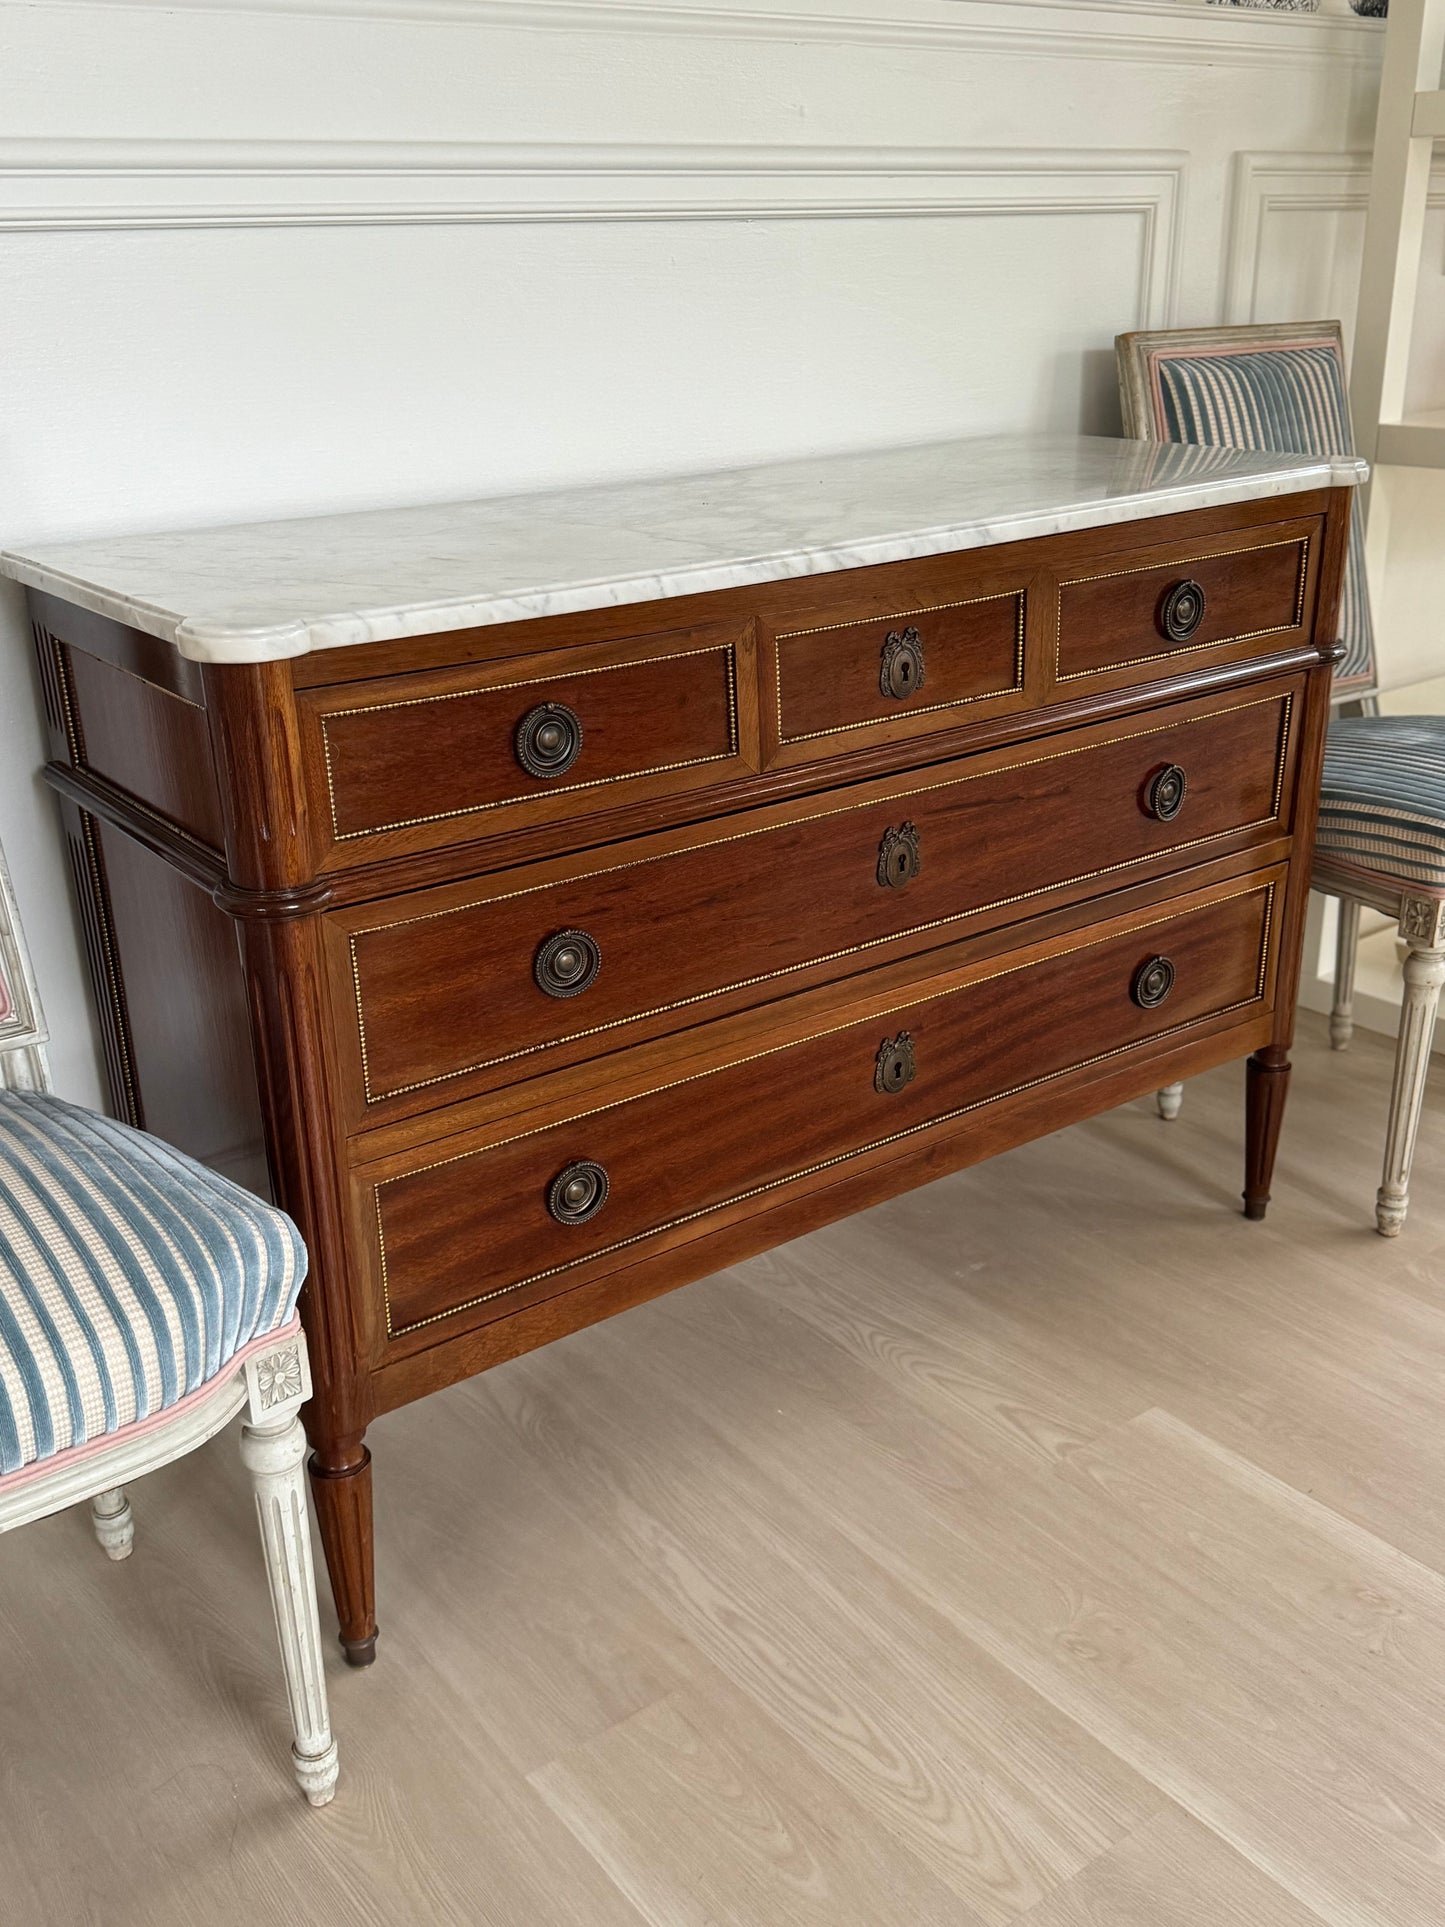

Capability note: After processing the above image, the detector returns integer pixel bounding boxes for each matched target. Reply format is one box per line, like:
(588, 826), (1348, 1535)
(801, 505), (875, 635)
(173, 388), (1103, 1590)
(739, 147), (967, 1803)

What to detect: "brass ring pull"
(1158, 579), (1206, 644)
(1145, 764), (1188, 823)
(535, 929), (602, 999)
(515, 702), (583, 779)
(1130, 955), (1176, 1010)
(879, 627), (926, 701)
(548, 1160), (609, 1225)
(874, 1032), (917, 1094)
(876, 822), (922, 889)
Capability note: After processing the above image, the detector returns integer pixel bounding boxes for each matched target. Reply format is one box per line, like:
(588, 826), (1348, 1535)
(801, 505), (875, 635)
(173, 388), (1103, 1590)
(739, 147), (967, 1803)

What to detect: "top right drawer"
(1055, 515), (1320, 688)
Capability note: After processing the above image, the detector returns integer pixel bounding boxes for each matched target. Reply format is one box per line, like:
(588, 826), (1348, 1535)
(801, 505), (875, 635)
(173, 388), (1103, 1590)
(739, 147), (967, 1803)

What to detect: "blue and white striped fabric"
(0, 1091), (306, 1477)
(1317, 716), (1445, 898)
(1145, 337), (1375, 691)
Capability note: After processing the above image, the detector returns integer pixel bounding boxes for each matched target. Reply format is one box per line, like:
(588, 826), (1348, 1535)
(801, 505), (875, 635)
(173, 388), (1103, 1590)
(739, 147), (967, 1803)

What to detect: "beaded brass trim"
(317, 638), (741, 842)
(1055, 535), (1311, 682)
(376, 877), (1278, 1337)
(774, 591), (1026, 745)
(349, 686), (1294, 1105)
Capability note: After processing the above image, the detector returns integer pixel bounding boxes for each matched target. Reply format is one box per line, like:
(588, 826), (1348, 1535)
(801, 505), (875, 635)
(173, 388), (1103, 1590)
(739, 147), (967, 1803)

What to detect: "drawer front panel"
(770, 584), (1026, 758)
(301, 622), (751, 856)
(337, 678), (1301, 1121)
(369, 873), (1280, 1341)
(1056, 520), (1316, 685)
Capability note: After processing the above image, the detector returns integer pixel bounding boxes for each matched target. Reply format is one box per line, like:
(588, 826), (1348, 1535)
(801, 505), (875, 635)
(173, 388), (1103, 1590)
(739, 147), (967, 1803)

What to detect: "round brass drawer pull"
(1158, 579), (1206, 644)
(535, 928), (602, 999)
(548, 1159), (609, 1225)
(1145, 764), (1188, 823)
(879, 626), (926, 702)
(874, 1031), (917, 1094)
(515, 702), (583, 779)
(1130, 955), (1176, 1010)
(876, 822), (922, 889)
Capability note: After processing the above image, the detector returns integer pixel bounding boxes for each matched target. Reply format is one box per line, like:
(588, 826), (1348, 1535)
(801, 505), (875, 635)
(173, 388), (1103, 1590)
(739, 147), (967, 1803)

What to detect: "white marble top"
(0, 434), (1365, 666)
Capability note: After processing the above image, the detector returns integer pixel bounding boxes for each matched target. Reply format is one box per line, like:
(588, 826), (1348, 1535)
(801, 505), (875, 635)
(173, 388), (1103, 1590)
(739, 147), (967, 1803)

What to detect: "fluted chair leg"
(240, 1334), (339, 1807)
(1331, 897), (1361, 1051)
(89, 1486), (134, 1561)
(1376, 896), (1445, 1238)
(1156, 1083), (1184, 1121)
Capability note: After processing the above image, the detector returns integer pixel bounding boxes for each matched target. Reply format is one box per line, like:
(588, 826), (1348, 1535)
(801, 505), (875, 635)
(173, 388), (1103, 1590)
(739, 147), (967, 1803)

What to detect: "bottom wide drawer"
(366, 869), (1283, 1344)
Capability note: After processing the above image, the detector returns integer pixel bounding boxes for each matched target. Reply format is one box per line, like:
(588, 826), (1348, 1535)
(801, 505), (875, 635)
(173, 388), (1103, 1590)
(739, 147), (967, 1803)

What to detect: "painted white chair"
(0, 839), (338, 1805)
(1118, 319), (1445, 1237)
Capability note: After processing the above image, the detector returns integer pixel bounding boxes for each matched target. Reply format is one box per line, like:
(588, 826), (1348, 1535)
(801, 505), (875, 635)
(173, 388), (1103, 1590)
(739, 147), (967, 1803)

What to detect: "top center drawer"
(762, 563), (1029, 767)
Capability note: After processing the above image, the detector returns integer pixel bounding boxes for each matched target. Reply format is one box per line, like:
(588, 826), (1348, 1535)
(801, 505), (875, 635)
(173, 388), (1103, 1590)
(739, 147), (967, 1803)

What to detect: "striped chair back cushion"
(1135, 333), (1374, 693)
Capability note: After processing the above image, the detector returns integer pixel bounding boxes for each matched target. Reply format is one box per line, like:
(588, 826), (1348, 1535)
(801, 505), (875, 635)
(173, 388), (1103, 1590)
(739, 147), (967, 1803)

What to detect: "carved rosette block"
(1399, 894), (1445, 949)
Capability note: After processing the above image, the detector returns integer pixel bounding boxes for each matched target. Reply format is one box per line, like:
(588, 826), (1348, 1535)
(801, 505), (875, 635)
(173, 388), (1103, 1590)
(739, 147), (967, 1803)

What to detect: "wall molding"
(15, 0), (1383, 68)
(1225, 151), (1445, 323)
(0, 140), (1184, 324)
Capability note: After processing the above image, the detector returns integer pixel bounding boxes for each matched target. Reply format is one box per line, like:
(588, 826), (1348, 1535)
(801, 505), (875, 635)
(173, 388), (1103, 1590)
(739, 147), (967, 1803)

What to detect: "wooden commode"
(1, 432), (1364, 1663)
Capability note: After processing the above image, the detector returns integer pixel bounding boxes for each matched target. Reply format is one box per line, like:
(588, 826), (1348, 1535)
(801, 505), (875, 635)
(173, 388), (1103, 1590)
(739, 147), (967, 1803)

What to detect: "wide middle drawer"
(328, 673), (1303, 1128)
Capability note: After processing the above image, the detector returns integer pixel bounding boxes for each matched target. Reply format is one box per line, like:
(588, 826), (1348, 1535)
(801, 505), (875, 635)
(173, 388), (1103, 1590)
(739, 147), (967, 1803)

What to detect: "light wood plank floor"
(4, 1010), (1445, 1926)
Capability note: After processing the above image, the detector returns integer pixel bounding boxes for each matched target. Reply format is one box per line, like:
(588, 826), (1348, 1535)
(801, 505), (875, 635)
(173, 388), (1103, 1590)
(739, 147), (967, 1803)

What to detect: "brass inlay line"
(349, 687), (1294, 1105)
(776, 591), (1026, 746)
(1054, 535), (1311, 683)
(318, 638), (740, 842)
(376, 879), (1277, 1338)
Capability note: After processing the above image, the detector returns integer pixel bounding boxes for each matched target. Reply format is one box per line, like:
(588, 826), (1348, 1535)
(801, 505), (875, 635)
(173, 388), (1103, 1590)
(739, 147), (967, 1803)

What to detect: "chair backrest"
(1115, 319), (1376, 698)
(0, 841), (50, 1094)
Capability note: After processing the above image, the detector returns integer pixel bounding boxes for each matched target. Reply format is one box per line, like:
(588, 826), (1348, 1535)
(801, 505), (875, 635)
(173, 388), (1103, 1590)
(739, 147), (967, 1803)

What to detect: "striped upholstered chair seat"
(0, 1089), (305, 1477)
(1318, 717), (1445, 903)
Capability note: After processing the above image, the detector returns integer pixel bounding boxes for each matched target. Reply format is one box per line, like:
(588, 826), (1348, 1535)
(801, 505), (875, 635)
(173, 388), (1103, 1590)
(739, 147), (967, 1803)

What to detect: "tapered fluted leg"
(1156, 1082), (1184, 1121)
(1376, 899), (1445, 1237)
(241, 1331), (339, 1806)
(1331, 897), (1361, 1051)
(89, 1486), (134, 1561)
(240, 1408), (340, 1807)
(308, 1435), (377, 1666)
(1244, 1047), (1291, 1221)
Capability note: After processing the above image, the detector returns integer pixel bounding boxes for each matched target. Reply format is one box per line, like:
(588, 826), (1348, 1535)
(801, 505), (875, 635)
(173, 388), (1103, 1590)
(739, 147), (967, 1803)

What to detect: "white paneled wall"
(0, 0), (1409, 1104)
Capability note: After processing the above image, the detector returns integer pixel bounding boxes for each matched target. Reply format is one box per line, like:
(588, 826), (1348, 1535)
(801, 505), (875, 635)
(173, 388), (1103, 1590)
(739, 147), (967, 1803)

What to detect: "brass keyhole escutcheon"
(876, 822), (922, 889)
(548, 1159), (609, 1225)
(1130, 955), (1176, 1010)
(1145, 764), (1188, 823)
(535, 928), (602, 999)
(874, 1031), (917, 1094)
(515, 702), (583, 779)
(879, 627), (927, 702)
(1158, 579), (1206, 645)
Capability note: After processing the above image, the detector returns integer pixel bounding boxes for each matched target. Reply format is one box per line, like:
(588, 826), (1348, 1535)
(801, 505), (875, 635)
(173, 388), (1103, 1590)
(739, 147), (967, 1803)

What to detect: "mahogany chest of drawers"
(2, 435), (1361, 1663)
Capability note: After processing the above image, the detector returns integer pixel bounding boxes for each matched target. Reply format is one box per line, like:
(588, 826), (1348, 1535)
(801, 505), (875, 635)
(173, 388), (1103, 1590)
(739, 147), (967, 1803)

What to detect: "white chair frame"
(0, 842), (338, 1805)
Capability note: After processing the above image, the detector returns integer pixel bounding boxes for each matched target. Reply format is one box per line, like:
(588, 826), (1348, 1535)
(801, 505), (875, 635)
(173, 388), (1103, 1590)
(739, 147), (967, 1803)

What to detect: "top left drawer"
(297, 619), (756, 865)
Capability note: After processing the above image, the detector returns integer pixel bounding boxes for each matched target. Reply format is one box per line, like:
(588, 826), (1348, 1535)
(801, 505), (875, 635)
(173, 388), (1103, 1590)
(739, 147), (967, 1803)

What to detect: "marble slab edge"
(0, 453), (1368, 667)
